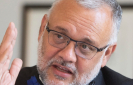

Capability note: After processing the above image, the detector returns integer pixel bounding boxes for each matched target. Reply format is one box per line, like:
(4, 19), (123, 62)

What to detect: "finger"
(0, 60), (10, 83)
(0, 45), (13, 63)
(10, 58), (22, 84)
(0, 22), (17, 63)
(1, 22), (16, 44)
(0, 22), (16, 54)
(8, 51), (13, 60)
(0, 66), (2, 79)
(1, 71), (12, 85)
(7, 28), (17, 60)
(0, 23), (16, 53)
(2, 50), (13, 72)
(2, 59), (10, 74)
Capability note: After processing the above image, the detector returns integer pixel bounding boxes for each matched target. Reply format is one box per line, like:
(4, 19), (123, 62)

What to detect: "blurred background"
(0, 0), (133, 78)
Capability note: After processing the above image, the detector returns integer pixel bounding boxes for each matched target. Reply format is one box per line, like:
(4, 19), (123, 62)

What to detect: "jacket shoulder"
(102, 66), (133, 85)
(15, 66), (39, 85)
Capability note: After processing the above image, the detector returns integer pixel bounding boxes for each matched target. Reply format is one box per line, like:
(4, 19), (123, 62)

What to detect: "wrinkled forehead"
(48, 0), (113, 47)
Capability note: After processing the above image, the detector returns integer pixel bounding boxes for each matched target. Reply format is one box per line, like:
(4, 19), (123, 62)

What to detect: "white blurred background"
(0, 0), (133, 78)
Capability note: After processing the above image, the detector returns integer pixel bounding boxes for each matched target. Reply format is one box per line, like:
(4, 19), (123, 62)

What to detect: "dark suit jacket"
(15, 66), (133, 85)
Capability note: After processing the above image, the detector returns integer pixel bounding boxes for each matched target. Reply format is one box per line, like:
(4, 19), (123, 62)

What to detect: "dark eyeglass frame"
(46, 25), (109, 53)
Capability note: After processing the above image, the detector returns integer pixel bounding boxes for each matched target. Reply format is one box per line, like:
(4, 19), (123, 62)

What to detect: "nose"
(57, 41), (77, 63)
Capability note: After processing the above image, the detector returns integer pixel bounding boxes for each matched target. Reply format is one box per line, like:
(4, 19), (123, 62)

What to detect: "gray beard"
(37, 33), (104, 85)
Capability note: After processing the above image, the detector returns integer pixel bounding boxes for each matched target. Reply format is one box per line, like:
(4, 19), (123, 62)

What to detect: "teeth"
(59, 67), (68, 71)
(56, 66), (70, 73)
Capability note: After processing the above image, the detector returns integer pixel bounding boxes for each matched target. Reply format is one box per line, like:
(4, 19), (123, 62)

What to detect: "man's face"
(37, 0), (113, 85)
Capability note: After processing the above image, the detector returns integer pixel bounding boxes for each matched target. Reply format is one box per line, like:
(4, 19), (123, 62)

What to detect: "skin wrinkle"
(77, 5), (112, 46)
(55, 9), (100, 35)
(66, 10), (99, 31)
(49, 24), (96, 45)
(51, 0), (102, 44)
(55, 26), (69, 33)
(49, 18), (98, 47)
(52, 20), (100, 48)
(65, 12), (101, 40)
(50, 4), (112, 48)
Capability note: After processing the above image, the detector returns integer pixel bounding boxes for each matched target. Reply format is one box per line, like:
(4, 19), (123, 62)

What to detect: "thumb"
(9, 58), (23, 84)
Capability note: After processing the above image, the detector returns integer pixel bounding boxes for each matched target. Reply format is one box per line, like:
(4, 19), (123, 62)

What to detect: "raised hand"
(0, 22), (22, 85)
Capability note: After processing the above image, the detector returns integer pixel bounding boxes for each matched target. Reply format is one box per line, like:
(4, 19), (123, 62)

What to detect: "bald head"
(48, 0), (122, 45)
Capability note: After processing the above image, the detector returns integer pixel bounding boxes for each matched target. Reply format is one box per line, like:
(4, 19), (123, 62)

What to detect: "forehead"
(48, 0), (113, 47)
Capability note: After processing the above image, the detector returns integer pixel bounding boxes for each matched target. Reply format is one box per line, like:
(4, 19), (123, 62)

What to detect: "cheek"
(42, 34), (61, 61)
(77, 54), (102, 75)
(77, 59), (93, 75)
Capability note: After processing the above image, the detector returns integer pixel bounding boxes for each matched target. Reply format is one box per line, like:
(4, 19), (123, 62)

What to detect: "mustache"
(47, 57), (78, 75)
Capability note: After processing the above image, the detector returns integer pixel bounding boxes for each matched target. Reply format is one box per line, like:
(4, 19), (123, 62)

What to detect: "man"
(0, 0), (133, 85)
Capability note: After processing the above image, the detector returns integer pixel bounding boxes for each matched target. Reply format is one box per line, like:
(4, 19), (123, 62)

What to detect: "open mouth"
(53, 64), (73, 74)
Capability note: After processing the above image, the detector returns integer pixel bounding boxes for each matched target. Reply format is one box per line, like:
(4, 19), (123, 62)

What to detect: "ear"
(38, 14), (48, 41)
(101, 43), (117, 68)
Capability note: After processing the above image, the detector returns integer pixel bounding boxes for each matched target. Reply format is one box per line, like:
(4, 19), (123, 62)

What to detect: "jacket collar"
(89, 70), (106, 85)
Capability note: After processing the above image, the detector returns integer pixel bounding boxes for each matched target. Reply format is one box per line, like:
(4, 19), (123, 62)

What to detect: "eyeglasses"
(46, 26), (108, 60)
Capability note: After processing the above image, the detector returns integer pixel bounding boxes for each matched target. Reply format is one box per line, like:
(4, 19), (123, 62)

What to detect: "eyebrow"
(54, 25), (96, 45)
(82, 38), (96, 45)
(55, 26), (69, 33)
